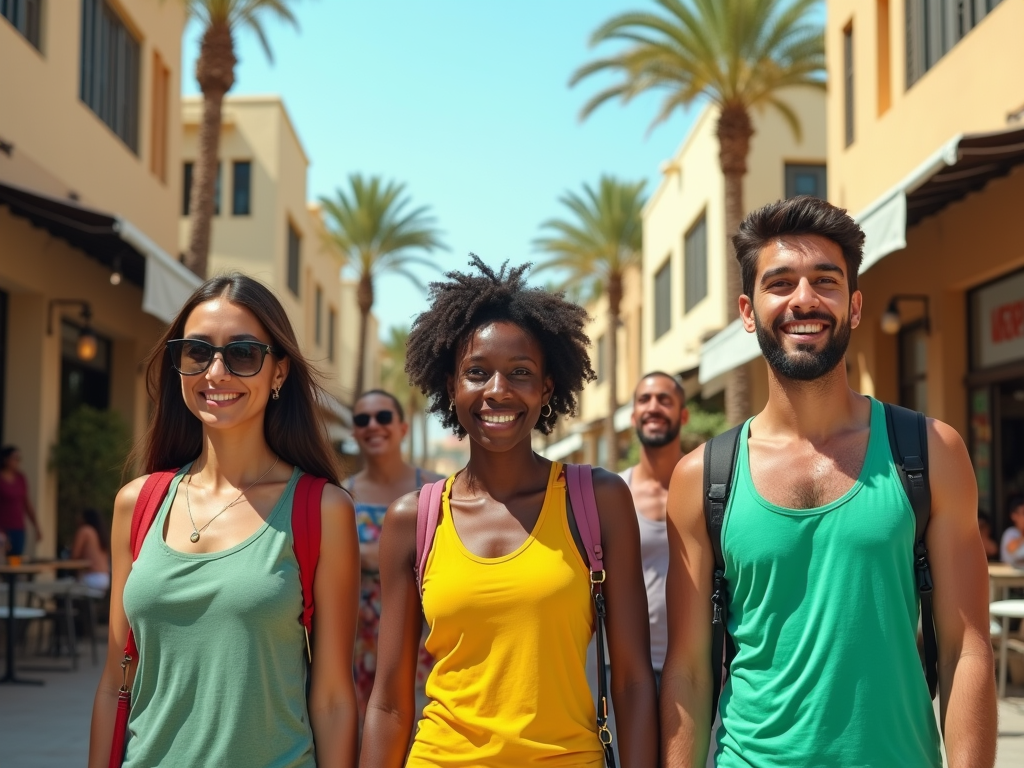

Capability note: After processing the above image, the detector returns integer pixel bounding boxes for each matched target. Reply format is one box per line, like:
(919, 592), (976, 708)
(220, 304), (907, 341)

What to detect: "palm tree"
(182, 0), (299, 278)
(320, 174), (446, 400)
(572, 0), (824, 424)
(535, 176), (646, 467)
(380, 325), (426, 465)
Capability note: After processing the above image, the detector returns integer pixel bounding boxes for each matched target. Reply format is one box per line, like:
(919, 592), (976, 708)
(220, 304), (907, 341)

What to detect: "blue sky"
(182, 1), (701, 338)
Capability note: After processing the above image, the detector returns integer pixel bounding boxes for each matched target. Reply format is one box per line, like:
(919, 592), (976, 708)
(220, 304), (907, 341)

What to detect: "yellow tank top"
(407, 461), (603, 767)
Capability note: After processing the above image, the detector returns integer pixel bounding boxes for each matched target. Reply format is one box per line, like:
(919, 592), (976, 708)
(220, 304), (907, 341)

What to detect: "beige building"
(538, 265), (644, 468)
(179, 95), (379, 452)
(646, 89), (827, 405)
(706, 0), (1024, 533)
(0, 2), (197, 556)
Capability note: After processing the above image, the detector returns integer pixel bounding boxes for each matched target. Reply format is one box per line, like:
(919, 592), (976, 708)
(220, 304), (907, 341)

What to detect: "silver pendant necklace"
(184, 456), (280, 543)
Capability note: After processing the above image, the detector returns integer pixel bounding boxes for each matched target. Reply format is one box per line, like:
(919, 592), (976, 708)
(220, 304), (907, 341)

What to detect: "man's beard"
(754, 308), (851, 382)
(636, 419), (681, 448)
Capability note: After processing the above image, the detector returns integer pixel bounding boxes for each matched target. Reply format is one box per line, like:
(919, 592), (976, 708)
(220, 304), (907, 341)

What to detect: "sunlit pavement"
(0, 640), (1022, 767)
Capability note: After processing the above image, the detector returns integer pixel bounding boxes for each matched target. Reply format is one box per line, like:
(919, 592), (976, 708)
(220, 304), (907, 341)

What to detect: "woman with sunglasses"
(346, 390), (441, 723)
(360, 257), (658, 768)
(88, 273), (360, 768)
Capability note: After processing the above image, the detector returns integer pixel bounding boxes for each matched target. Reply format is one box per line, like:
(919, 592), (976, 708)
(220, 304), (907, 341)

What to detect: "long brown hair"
(133, 273), (341, 484)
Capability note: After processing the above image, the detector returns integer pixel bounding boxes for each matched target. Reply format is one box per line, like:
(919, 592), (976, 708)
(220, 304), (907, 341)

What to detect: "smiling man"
(661, 197), (997, 768)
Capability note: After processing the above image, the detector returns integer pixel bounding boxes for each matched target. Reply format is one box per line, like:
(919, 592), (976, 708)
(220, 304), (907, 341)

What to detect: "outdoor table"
(0, 560), (90, 685)
(988, 563), (1024, 602)
(990, 599), (1024, 699)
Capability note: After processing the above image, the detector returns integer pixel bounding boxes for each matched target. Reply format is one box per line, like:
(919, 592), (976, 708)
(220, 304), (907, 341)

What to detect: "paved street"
(0, 640), (1022, 767)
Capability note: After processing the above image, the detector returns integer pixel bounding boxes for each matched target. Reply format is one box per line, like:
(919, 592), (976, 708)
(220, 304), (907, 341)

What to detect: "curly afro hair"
(406, 255), (595, 436)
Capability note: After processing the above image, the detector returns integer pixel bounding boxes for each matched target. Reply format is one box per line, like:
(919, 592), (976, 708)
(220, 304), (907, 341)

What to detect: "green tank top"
(121, 464), (314, 768)
(716, 397), (941, 768)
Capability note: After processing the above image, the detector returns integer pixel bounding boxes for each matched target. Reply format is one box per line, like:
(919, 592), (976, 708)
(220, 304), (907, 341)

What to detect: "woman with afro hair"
(359, 256), (657, 768)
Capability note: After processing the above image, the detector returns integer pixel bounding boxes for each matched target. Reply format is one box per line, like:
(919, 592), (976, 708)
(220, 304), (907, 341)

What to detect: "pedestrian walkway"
(0, 640), (1022, 766)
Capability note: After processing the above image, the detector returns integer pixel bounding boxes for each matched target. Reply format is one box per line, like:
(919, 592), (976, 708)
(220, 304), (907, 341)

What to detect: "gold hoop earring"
(272, 387), (281, 401)
(541, 403), (552, 418)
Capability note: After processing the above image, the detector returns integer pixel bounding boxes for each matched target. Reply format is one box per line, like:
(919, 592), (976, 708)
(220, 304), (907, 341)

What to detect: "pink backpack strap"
(292, 474), (327, 662)
(565, 463), (604, 574)
(415, 479), (446, 595)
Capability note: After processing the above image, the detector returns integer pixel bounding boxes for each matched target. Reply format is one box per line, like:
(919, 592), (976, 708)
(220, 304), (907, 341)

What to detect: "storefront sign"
(974, 270), (1024, 369)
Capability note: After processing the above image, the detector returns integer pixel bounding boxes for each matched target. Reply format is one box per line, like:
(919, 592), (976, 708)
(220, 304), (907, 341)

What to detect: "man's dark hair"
(406, 255), (595, 436)
(733, 196), (866, 298)
(356, 389), (405, 422)
(1008, 494), (1024, 516)
(635, 371), (686, 404)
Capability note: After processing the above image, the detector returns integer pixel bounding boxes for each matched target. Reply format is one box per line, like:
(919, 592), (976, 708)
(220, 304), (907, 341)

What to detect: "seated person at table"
(979, 513), (999, 561)
(1001, 496), (1024, 567)
(72, 508), (112, 592)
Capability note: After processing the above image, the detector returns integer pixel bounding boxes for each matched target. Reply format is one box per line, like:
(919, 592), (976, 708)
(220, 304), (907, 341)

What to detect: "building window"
(595, 333), (606, 383)
(906, 0), (1003, 88)
(328, 307), (337, 363)
(899, 321), (928, 412)
(80, 0), (141, 153)
(181, 161), (220, 216)
(287, 222), (301, 296)
(1, 0), (42, 50)
(654, 258), (672, 340)
(315, 284), (323, 345)
(684, 213), (708, 313)
(843, 22), (854, 147)
(785, 164), (828, 199)
(182, 162), (193, 215)
(876, 0), (892, 115)
(150, 50), (170, 182)
(232, 161), (251, 216)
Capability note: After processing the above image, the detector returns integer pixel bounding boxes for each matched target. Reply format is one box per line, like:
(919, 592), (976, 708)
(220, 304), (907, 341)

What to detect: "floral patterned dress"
(351, 470), (434, 720)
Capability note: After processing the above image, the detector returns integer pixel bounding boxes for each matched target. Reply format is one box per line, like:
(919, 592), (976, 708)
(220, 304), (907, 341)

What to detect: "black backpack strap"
(702, 424), (744, 718)
(884, 402), (938, 700)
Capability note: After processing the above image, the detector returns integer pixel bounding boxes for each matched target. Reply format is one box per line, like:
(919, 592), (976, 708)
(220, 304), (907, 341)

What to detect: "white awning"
(540, 432), (583, 461)
(698, 319), (761, 384)
(612, 402), (633, 433)
(114, 217), (202, 323)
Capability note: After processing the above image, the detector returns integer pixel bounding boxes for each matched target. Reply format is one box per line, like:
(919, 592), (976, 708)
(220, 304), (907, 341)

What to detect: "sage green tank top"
(121, 464), (314, 768)
(716, 397), (941, 768)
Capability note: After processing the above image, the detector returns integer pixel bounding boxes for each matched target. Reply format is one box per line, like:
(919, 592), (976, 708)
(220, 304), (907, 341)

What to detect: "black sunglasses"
(166, 339), (280, 377)
(353, 410), (395, 428)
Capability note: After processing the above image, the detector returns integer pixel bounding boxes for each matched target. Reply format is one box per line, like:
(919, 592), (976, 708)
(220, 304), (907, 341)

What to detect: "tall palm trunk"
(717, 104), (754, 426)
(354, 273), (374, 400)
(186, 21), (235, 279)
(605, 273), (623, 469)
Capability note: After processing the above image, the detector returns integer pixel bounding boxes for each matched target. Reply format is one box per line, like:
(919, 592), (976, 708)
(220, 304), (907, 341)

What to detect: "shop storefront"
(968, 267), (1024, 534)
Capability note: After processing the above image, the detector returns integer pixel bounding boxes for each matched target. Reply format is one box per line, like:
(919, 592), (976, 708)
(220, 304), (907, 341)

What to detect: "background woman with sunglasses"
(88, 273), (360, 768)
(346, 390), (441, 723)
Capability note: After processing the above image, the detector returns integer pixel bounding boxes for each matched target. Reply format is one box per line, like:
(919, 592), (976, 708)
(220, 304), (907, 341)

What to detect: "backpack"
(109, 470), (326, 768)
(702, 402), (937, 719)
(414, 465), (617, 768)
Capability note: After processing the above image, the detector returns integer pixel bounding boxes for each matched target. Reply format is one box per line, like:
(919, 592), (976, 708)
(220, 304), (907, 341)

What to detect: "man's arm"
(926, 419), (997, 768)
(661, 448), (715, 768)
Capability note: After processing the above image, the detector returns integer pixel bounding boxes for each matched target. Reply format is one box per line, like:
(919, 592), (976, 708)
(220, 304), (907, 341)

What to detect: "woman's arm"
(307, 484), (361, 768)
(591, 469), (659, 768)
(23, 479), (41, 540)
(358, 492), (425, 768)
(87, 476), (146, 768)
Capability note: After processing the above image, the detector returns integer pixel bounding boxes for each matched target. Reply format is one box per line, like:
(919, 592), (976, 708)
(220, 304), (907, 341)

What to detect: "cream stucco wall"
(178, 96), (368, 408)
(0, 1), (185, 252)
(643, 88), (827, 382)
(827, 0), (1024, 214)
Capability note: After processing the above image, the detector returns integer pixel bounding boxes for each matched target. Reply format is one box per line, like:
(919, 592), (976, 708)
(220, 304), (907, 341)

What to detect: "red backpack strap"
(415, 479), (446, 596)
(124, 471), (178, 664)
(292, 474), (326, 662)
(565, 463), (604, 574)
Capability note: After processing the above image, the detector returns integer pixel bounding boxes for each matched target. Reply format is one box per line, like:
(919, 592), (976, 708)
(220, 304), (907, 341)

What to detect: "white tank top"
(619, 467), (669, 671)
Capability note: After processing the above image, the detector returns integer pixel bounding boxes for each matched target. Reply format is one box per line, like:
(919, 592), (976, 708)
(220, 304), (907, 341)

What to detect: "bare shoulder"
(668, 444), (708, 528)
(924, 417), (976, 511)
(320, 483), (356, 517)
(385, 489), (422, 537)
(113, 475), (152, 520)
(591, 466), (632, 504)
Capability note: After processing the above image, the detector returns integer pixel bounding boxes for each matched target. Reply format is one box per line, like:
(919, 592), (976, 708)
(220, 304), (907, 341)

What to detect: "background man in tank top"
(621, 371), (687, 683)
(661, 197), (996, 768)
